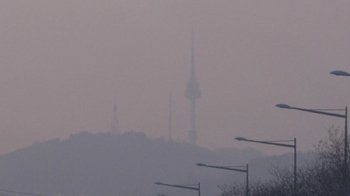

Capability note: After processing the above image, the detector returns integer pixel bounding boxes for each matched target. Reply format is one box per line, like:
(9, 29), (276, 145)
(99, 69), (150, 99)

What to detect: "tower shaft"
(188, 99), (197, 143)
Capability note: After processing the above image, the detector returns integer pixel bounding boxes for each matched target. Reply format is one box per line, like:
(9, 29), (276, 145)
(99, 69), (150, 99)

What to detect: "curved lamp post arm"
(155, 182), (200, 196)
(276, 104), (346, 118)
(291, 107), (345, 118)
(243, 138), (295, 148)
(196, 163), (247, 173)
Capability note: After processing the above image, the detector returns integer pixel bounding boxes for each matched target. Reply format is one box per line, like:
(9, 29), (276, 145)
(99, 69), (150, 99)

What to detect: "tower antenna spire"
(191, 27), (195, 75)
(185, 29), (201, 145)
(168, 92), (172, 141)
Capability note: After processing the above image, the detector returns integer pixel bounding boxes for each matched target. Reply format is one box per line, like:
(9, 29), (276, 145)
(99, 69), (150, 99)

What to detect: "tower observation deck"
(185, 31), (201, 145)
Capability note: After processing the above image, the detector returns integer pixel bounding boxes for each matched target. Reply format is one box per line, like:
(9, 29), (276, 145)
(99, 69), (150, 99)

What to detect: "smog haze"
(0, 1), (349, 155)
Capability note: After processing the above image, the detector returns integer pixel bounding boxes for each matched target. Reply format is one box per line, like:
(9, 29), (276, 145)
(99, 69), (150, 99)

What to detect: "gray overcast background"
(0, 0), (349, 155)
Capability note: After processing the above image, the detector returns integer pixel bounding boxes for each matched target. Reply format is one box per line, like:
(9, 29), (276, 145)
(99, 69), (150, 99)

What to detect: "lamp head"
(330, 70), (350, 76)
(235, 137), (248, 141)
(276, 104), (292, 109)
(196, 163), (207, 167)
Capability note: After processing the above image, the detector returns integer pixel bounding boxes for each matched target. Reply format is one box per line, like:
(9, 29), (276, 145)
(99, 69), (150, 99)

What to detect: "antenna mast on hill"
(112, 96), (120, 134)
(168, 92), (172, 141)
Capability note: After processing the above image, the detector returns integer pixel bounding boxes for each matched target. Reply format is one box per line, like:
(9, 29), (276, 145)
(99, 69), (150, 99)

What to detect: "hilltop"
(0, 131), (310, 196)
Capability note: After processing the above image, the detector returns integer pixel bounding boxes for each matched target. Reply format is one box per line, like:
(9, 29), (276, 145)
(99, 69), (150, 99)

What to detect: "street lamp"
(235, 137), (297, 196)
(154, 181), (200, 196)
(196, 163), (249, 196)
(330, 70), (350, 76)
(276, 103), (348, 191)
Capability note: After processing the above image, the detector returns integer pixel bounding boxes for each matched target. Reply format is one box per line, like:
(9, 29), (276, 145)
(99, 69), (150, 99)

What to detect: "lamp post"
(154, 181), (200, 196)
(235, 137), (297, 196)
(196, 163), (249, 196)
(276, 103), (348, 192)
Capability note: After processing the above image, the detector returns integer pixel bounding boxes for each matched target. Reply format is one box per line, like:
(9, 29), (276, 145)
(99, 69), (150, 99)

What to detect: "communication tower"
(112, 98), (120, 134)
(184, 30), (201, 145)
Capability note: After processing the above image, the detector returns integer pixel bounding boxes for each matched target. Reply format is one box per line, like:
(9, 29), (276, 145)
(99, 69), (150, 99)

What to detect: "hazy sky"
(0, 0), (350, 155)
